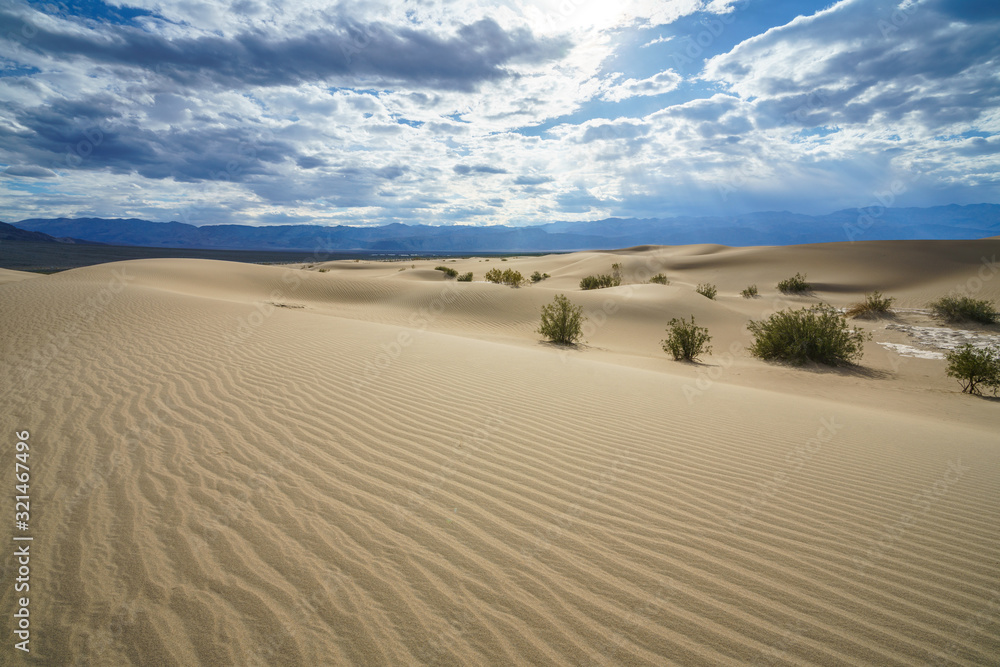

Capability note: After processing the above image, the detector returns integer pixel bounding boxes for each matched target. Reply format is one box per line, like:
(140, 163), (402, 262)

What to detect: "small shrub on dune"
(945, 344), (1000, 395)
(580, 274), (616, 290)
(696, 283), (717, 300)
(777, 272), (811, 294)
(649, 273), (669, 285)
(846, 291), (896, 319)
(611, 262), (623, 285)
(435, 266), (459, 278)
(484, 268), (504, 284)
(457, 272), (473, 282)
(740, 284), (758, 298)
(538, 294), (586, 345)
(747, 304), (871, 366)
(530, 271), (551, 283)
(929, 296), (999, 324)
(502, 269), (524, 287)
(662, 316), (712, 362)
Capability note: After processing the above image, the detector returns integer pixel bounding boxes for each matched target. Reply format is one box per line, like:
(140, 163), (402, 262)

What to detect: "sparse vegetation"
(696, 283), (717, 300)
(777, 272), (811, 294)
(741, 284), (758, 298)
(435, 266), (459, 278)
(485, 267), (524, 286)
(457, 272), (473, 282)
(580, 263), (623, 290)
(662, 316), (712, 362)
(318, 268), (329, 273)
(538, 294), (586, 345)
(846, 291), (896, 319)
(531, 271), (551, 283)
(580, 274), (618, 290)
(945, 344), (1000, 395)
(929, 296), (999, 324)
(747, 304), (871, 366)
(648, 273), (669, 285)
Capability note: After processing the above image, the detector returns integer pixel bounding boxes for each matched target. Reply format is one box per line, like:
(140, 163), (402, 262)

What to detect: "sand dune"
(1, 241), (998, 665)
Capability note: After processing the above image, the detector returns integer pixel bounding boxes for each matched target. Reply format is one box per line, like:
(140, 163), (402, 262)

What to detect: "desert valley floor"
(1, 240), (998, 665)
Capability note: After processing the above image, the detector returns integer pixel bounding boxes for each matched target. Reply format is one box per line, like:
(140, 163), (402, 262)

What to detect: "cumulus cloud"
(0, 0), (996, 225)
(601, 70), (682, 102)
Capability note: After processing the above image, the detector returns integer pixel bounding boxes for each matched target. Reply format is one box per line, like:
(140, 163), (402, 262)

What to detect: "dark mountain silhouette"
(7, 204), (1000, 252)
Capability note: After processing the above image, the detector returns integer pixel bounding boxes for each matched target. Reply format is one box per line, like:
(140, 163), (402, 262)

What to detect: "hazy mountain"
(0, 221), (102, 245)
(9, 204), (1000, 252)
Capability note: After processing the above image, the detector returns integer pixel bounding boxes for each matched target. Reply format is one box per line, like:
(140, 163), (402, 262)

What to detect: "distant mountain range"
(6, 204), (1000, 252)
(0, 221), (103, 246)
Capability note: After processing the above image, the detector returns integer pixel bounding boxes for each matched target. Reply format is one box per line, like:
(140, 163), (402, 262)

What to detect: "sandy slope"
(1, 241), (998, 666)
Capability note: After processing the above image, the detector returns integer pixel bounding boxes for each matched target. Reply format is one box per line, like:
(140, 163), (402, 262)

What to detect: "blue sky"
(0, 0), (998, 226)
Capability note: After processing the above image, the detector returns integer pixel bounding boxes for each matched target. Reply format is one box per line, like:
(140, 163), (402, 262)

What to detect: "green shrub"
(530, 271), (550, 283)
(501, 258), (508, 261)
(740, 284), (758, 298)
(611, 262), (623, 285)
(435, 266), (459, 278)
(777, 272), (811, 294)
(486, 267), (523, 286)
(662, 316), (712, 362)
(580, 274), (617, 290)
(649, 273), (669, 285)
(846, 291), (896, 319)
(929, 296), (999, 324)
(538, 294), (586, 345)
(457, 272), (473, 282)
(747, 304), (871, 366)
(945, 344), (1000, 395)
(696, 283), (717, 300)
(318, 268), (329, 273)
(502, 269), (524, 287)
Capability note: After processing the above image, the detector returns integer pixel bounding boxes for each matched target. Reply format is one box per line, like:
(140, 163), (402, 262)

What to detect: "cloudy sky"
(0, 0), (998, 227)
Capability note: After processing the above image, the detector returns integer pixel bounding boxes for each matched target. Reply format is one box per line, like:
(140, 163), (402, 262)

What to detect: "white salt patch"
(877, 343), (946, 360)
(884, 323), (1000, 351)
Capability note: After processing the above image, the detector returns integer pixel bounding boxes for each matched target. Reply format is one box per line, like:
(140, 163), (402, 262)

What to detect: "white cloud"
(601, 69), (682, 102)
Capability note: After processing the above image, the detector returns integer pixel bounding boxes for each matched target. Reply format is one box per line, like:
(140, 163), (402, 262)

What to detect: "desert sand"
(1, 240), (998, 665)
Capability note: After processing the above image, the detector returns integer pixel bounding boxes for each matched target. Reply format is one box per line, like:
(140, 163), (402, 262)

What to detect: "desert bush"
(611, 262), (623, 285)
(538, 294), (586, 345)
(649, 273), (669, 285)
(945, 344), (1000, 395)
(741, 284), (758, 298)
(318, 268), (329, 273)
(580, 274), (616, 290)
(530, 271), (551, 283)
(457, 272), (473, 282)
(435, 266), (459, 278)
(502, 269), (524, 287)
(929, 296), (999, 324)
(484, 268), (504, 284)
(846, 291), (896, 319)
(777, 272), (811, 294)
(696, 283), (717, 300)
(747, 304), (871, 365)
(662, 316), (712, 362)
(501, 258), (508, 261)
